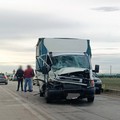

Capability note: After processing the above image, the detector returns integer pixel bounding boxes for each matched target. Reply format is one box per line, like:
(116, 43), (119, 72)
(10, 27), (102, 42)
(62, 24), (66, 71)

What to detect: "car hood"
(55, 67), (87, 75)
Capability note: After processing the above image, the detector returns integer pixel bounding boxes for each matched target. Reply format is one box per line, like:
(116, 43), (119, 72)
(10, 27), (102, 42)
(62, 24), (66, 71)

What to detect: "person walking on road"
(15, 66), (24, 91)
(24, 65), (35, 92)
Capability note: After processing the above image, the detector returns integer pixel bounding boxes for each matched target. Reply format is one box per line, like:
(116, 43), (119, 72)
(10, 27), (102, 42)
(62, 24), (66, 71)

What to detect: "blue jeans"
(24, 78), (32, 92)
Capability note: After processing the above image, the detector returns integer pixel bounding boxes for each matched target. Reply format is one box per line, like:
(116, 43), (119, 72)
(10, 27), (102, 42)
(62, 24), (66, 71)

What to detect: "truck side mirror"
(94, 65), (99, 73)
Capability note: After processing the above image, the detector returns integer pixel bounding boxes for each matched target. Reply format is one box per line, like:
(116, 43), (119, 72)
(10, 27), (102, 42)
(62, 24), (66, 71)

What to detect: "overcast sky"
(0, 0), (120, 73)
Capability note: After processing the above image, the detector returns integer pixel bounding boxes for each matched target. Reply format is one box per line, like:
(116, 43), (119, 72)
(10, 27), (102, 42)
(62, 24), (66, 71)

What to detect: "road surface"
(0, 81), (120, 120)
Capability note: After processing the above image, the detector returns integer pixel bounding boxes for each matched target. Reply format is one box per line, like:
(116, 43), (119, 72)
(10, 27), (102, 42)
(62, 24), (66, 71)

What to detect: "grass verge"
(101, 77), (120, 90)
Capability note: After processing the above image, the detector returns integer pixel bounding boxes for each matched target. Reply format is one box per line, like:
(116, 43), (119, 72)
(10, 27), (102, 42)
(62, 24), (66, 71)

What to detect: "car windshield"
(52, 54), (90, 71)
(0, 74), (4, 78)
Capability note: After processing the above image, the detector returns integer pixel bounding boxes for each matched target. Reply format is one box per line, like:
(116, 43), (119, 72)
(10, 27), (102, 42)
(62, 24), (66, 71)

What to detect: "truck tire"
(45, 90), (52, 103)
(87, 96), (94, 103)
(96, 90), (101, 94)
(46, 97), (52, 103)
(40, 91), (44, 97)
(5, 82), (8, 85)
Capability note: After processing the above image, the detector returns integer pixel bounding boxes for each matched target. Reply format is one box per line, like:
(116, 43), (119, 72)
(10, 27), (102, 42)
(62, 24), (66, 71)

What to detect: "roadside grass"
(101, 77), (120, 90)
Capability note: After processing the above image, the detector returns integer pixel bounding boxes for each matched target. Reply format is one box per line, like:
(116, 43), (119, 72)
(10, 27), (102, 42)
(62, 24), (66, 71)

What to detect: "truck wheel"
(87, 96), (94, 103)
(46, 97), (52, 103)
(5, 82), (8, 85)
(40, 91), (44, 97)
(96, 90), (101, 94)
(45, 90), (52, 103)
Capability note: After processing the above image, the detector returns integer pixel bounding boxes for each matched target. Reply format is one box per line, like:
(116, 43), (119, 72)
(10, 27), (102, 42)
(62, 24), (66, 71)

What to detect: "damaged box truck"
(36, 38), (99, 103)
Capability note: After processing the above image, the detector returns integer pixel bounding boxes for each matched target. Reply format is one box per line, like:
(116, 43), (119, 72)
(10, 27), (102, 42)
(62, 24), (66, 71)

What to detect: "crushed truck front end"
(44, 53), (95, 103)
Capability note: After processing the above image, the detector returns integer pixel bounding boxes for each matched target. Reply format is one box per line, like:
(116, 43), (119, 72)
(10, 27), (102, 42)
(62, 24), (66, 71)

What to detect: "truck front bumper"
(47, 87), (95, 100)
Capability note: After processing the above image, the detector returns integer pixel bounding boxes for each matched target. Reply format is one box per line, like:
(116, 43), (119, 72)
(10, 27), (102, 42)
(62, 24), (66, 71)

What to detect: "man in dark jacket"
(15, 66), (24, 91)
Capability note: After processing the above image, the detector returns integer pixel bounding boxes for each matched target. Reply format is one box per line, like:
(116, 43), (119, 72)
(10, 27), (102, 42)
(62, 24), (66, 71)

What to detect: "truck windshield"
(52, 55), (90, 71)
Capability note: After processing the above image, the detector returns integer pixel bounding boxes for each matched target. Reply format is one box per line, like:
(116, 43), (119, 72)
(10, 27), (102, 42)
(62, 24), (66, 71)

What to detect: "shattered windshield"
(52, 55), (90, 71)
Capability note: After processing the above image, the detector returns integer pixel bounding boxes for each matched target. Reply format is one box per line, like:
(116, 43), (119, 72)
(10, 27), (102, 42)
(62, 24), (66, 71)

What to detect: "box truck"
(36, 38), (99, 103)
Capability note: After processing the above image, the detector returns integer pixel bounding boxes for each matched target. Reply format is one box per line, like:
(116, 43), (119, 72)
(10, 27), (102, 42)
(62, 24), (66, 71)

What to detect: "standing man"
(15, 66), (24, 91)
(24, 65), (35, 92)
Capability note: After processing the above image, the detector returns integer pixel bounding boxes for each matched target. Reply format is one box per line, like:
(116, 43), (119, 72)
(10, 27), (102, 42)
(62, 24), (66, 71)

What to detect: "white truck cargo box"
(36, 38), (91, 56)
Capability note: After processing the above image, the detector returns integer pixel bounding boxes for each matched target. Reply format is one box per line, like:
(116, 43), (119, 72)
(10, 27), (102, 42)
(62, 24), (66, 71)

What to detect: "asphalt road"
(0, 81), (120, 120)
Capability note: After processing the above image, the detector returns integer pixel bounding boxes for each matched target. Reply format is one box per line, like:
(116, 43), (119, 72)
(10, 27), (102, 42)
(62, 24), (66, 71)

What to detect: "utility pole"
(110, 65), (112, 75)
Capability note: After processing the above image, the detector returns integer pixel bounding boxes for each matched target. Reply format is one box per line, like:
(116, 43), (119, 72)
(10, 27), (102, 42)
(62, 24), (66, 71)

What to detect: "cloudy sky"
(0, 0), (120, 73)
